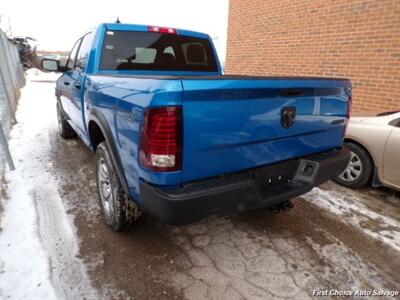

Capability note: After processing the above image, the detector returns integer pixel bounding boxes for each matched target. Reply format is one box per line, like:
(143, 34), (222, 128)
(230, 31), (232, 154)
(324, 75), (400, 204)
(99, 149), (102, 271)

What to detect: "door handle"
(63, 81), (70, 86)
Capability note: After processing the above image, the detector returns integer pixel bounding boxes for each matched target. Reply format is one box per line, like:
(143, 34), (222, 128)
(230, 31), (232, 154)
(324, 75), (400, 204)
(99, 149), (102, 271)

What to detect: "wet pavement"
(50, 115), (400, 299)
(4, 77), (400, 299)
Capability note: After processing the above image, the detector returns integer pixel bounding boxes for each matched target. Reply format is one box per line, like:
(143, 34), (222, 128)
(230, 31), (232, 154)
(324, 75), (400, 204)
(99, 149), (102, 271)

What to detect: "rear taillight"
(148, 26), (177, 34)
(140, 106), (182, 171)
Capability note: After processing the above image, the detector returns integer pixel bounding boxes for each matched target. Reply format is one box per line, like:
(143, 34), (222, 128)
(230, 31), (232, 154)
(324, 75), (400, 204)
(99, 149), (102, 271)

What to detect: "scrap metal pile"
(8, 36), (39, 70)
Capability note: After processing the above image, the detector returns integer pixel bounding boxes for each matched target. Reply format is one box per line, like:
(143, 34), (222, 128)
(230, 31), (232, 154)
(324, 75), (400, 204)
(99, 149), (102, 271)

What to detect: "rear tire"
(57, 103), (76, 139)
(95, 141), (142, 231)
(334, 142), (373, 188)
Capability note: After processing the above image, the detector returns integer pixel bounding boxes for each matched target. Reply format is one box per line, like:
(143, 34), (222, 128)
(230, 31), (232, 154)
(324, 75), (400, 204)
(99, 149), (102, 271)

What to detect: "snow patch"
(0, 72), (97, 299)
(25, 68), (60, 82)
(306, 235), (387, 292)
(303, 188), (400, 252)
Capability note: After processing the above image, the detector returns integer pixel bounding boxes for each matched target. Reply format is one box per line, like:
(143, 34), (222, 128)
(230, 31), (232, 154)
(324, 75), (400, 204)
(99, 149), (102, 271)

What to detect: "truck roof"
(101, 23), (210, 40)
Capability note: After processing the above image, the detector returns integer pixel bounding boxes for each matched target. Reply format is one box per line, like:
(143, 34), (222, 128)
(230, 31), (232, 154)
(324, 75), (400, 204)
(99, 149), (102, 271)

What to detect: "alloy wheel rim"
(98, 158), (114, 217)
(338, 151), (363, 182)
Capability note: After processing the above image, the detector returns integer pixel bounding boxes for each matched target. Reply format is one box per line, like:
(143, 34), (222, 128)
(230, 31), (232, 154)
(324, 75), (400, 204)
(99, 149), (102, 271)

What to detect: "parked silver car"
(334, 111), (400, 191)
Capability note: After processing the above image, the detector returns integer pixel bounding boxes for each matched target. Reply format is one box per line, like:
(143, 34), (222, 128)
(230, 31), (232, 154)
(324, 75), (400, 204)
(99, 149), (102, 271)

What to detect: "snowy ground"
(303, 186), (400, 252)
(0, 71), (399, 300)
(0, 70), (97, 299)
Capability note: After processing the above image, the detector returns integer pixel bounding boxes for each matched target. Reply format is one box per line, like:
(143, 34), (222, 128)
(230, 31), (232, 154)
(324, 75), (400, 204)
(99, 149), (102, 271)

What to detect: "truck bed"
(97, 73), (348, 81)
(90, 74), (351, 187)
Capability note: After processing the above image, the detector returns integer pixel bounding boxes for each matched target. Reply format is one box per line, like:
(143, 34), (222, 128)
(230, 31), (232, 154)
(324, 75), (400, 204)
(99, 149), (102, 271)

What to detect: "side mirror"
(42, 58), (59, 72)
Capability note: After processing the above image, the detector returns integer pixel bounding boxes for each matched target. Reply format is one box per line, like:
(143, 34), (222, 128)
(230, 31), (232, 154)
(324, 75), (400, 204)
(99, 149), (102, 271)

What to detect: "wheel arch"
(88, 120), (105, 150)
(88, 110), (130, 195)
(344, 138), (376, 166)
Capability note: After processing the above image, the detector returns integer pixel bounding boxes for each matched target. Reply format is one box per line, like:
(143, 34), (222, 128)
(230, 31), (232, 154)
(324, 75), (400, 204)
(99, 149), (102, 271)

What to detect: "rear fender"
(88, 109), (130, 196)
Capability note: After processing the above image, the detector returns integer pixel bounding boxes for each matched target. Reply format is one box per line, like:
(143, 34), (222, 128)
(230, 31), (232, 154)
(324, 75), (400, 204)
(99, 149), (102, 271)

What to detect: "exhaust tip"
(268, 201), (294, 214)
(269, 205), (281, 214)
(282, 201), (294, 210)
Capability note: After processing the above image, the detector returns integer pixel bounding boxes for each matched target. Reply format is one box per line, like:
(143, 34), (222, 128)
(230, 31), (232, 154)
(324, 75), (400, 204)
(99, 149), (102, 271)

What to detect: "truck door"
(68, 32), (95, 136)
(383, 118), (400, 187)
(57, 38), (82, 120)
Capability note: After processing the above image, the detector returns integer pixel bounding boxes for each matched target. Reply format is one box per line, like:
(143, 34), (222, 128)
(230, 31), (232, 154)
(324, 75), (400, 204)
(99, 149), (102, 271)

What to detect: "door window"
(389, 118), (400, 127)
(67, 38), (82, 70)
(76, 32), (95, 70)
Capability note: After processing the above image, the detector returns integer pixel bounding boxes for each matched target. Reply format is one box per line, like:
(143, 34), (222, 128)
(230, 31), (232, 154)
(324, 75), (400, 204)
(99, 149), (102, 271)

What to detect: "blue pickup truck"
(42, 23), (351, 230)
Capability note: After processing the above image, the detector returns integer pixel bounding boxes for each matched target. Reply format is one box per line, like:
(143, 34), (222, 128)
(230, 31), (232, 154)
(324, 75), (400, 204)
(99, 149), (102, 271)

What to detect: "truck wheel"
(95, 141), (142, 231)
(333, 142), (373, 188)
(57, 103), (76, 139)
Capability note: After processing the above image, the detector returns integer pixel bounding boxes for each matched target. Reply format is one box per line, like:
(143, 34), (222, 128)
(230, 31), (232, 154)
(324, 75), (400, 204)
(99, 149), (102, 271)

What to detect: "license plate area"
(253, 160), (299, 189)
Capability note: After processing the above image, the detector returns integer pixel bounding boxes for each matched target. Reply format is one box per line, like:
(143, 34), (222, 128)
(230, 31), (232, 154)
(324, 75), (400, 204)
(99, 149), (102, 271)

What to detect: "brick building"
(225, 0), (399, 114)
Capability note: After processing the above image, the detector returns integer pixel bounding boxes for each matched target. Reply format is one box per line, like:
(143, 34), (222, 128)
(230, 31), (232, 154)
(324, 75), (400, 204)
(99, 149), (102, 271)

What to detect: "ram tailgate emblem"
(281, 106), (296, 129)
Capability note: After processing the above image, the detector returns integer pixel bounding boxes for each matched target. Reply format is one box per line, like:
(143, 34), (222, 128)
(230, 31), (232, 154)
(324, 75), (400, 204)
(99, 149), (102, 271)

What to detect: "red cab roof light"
(148, 26), (177, 34)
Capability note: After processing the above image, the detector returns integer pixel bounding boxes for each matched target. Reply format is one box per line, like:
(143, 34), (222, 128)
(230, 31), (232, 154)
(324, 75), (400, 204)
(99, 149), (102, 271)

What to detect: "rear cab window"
(100, 30), (218, 72)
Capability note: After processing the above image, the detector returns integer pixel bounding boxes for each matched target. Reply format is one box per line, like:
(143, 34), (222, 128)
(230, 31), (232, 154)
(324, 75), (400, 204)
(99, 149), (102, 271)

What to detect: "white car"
(334, 111), (400, 191)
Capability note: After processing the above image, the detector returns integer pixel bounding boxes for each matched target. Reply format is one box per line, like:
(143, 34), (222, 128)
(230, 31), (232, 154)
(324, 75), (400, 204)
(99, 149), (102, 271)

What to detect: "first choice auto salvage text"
(313, 289), (399, 297)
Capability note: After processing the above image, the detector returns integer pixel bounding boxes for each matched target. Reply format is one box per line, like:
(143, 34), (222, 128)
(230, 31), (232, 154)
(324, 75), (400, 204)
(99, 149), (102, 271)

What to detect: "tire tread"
(95, 142), (142, 231)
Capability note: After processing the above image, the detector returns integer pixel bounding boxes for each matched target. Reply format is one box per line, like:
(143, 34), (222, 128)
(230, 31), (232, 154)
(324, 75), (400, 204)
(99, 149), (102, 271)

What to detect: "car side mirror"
(42, 58), (60, 72)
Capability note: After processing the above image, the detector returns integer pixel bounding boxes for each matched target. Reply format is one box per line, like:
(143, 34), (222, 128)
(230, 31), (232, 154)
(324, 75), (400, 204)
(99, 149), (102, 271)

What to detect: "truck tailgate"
(181, 77), (351, 182)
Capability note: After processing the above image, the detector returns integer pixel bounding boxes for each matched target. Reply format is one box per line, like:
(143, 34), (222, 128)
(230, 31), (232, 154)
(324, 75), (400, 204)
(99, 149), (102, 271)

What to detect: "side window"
(67, 38), (82, 70)
(76, 32), (95, 70)
(182, 42), (207, 65)
(163, 46), (175, 58)
(389, 118), (400, 127)
(131, 47), (157, 64)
